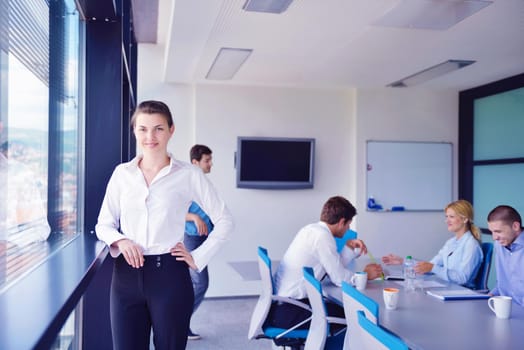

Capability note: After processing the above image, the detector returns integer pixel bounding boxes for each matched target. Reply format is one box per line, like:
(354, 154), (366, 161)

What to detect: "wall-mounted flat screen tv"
(236, 136), (315, 189)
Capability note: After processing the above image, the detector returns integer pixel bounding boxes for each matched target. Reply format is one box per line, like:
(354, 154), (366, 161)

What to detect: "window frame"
(459, 72), (524, 232)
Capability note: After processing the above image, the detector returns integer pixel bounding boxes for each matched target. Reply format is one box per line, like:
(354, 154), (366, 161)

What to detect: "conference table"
(323, 277), (524, 350)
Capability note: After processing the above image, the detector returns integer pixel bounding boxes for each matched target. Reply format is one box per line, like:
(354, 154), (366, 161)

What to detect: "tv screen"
(236, 136), (315, 189)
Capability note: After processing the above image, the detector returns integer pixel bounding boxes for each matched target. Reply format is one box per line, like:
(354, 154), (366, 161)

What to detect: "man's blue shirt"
(185, 201), (214, 236)
(490, 231), (524, 306)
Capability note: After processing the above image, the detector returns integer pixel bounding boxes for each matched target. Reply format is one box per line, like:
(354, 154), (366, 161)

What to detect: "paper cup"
(383, 287), (399, 310)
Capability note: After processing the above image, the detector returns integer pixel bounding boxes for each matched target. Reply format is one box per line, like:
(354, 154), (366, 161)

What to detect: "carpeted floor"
(185, 296), (275, 350)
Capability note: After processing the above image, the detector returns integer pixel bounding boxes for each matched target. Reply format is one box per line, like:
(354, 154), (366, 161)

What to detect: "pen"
(367, 251), (385, 280)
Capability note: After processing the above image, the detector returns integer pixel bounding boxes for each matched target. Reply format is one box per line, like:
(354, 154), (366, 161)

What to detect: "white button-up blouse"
(95, 154), (234, 271)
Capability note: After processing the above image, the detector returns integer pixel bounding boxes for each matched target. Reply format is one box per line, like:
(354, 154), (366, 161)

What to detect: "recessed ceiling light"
(242, 0), (294, 14)
(374, 0), (493, 30)
(206, 48), (253, 80)
(388, 59), (476, 87)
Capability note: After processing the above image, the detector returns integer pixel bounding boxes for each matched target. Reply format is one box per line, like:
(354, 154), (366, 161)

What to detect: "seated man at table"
(487, 205), (524, 306)
(267, 196), (383, 330)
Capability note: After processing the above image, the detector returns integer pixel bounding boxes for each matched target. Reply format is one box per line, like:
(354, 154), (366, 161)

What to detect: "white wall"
(138, 44), (460, 297)
(354, 88), (460, 264)
(137, 44), (195, 157)
(193, 85), (357, 296)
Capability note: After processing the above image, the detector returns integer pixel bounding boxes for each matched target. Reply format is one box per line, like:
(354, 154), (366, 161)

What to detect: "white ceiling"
(149, 0), (524, 90)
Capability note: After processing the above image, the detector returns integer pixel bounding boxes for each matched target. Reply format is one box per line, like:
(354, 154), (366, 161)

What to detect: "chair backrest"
(335, 229), (358, 252)
(473, 242), (493, 291)
(357, 311), (408, 350)
(248, 246), (275, 339)
(342, 281), (379, 350)
(303, 266), (329, 350)
(249, 247), (309, 345)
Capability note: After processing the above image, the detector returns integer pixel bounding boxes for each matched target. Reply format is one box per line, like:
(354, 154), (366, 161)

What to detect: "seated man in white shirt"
(268, 196), (383, 330)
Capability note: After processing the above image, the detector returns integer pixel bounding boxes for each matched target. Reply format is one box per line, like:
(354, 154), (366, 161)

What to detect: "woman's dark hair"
(131, 100), (174, 129)
(320, 196), (357, 225)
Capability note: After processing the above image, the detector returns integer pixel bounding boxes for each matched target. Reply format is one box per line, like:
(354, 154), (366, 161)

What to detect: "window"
(0, 0), (81, 292)
(459, 74), (524, 229)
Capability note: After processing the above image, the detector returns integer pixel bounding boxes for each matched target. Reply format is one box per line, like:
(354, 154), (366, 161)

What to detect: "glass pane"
(473, 164), (524, 228)
(6, 54), (49, 235)
(473, 87), (524, 160)
(1, 44), (52, 289)
(0, 0), (80, 292)
(51, 307), (78, 350)
(55, 3), (81, 235)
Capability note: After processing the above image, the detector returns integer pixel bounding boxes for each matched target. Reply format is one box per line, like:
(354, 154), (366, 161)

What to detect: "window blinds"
(0, 0), (49, 86)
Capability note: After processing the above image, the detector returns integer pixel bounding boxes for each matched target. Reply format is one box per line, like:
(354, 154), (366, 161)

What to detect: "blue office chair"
(356, 310), (408, 350)
(302, 267), (346, 350)
(334, 229), (357, 252)
(341, 281), (379, 350)
(472, 242), (493, 292)
(248, 247), (311, 349)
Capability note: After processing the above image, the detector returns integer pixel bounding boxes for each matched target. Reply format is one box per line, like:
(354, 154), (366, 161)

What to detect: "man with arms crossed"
(185, 144), (215, 340)
(487, 205), (524, 306)
(269, 196), (383, 330)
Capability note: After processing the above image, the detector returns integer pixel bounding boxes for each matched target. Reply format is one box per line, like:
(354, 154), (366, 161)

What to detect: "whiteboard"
(366, 141), (453, 211)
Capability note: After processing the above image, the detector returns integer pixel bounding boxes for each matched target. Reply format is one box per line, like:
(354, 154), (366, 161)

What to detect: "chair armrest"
(272, 296), (312, 311)
(326, 316), (347, 337)
(275, 316), (312, 339)
(322, 291), (343, 307)
(326, 316), (346, 325)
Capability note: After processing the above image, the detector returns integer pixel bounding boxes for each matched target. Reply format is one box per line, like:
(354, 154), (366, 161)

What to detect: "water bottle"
(404, 255), (416, 292)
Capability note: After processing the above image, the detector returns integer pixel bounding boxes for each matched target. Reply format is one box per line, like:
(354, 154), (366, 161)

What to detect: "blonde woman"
(382, 199), (483, 287)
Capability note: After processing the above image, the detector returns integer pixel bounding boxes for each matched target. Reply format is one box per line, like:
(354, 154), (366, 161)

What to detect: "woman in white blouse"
(382, 199), (483, 287)
(96, 100), (233, 350)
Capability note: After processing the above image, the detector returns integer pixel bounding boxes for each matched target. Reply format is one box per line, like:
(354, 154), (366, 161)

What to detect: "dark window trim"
(473, 158), (524, 166)
(81, 0), (137, 349)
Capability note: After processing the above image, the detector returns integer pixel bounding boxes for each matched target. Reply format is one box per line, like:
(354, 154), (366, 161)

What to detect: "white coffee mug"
(488, 296), (512, 319)
(383, 287), (399, 310)
(350, 271), (368, 291)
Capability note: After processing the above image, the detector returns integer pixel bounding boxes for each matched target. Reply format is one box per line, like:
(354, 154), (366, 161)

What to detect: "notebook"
(383, 266), (404, 281)
(385, 275), (404, 281)
(426, 288), (490, 301)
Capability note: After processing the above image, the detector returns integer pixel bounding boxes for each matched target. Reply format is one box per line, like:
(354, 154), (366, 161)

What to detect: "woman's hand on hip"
(171, 242), (197, 270)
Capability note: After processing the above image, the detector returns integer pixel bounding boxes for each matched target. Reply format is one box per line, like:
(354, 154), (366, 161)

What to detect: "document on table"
(389, 279), (447, 288)
(416, 280), (447, 288)
(426, 288), (490, 301)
